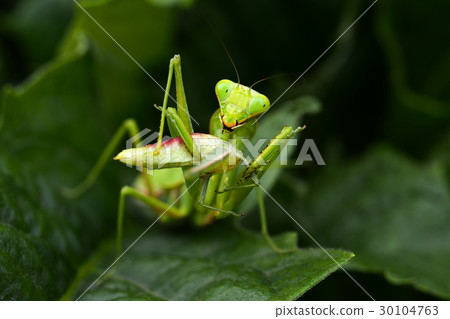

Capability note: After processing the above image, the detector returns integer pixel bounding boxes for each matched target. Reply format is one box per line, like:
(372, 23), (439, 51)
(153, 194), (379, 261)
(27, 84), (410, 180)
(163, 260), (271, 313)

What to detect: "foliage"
(1, 0), (449, 300)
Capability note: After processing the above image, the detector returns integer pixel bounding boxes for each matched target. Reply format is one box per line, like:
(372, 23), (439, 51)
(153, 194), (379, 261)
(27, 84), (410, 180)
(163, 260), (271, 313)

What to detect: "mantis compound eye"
(215, 79), (234, 102)
(247, 94), (270, 117)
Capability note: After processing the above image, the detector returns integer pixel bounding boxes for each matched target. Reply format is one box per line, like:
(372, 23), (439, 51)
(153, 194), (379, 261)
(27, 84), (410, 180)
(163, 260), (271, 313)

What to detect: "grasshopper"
(66, 55), (304, 255)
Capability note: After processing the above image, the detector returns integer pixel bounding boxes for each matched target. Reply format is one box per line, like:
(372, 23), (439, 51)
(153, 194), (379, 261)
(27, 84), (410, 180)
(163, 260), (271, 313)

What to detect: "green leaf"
(431, 131), (450, 185)
(60, 0), (176, 126)
(0, 223), (71, 300)
(2, 0), (74, 70)
(0, 42), (119, 299)
(0, 0), (184, 300)
(305, 147), (450, 299)
(1, 0), (351, 301)
(376, 0), (450, 103)
(146, 0), (195, 8)
(375, 0), (450, 153)
(70, 223), (353, 300)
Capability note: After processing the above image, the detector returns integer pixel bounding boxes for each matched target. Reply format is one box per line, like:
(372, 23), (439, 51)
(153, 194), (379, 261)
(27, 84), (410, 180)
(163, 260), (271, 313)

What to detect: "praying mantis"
(66, 55), (304, 255)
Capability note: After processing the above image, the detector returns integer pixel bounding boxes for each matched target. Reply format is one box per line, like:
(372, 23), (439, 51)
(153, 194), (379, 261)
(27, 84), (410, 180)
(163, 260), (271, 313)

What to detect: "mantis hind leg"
(63, 118), (141, 198)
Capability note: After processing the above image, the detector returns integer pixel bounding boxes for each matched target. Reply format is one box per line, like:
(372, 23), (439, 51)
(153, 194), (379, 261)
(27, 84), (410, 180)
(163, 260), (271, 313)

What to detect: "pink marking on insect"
(144, 133), (204, 149)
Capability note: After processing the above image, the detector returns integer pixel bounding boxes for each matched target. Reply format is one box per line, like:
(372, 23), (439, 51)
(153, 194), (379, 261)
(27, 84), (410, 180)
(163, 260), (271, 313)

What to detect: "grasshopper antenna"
(202, 14), (241, 84)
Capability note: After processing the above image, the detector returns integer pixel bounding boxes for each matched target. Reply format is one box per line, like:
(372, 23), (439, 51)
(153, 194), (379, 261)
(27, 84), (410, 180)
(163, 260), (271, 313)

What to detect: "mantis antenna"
(250, 73), (296, 89)
(202, 15), (241, 84)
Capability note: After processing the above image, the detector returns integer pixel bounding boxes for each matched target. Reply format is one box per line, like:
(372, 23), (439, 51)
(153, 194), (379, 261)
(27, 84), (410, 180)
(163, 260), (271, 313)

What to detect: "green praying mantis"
(66, 55), (305, 255)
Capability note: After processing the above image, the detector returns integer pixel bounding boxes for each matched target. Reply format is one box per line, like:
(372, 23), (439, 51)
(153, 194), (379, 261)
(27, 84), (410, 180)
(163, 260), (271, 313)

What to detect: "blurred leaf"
(0, 40), (117, 299)
(147, 0), (194, 8)
(60, 0), (177, 127)
(0, 0), (191, 301)
(0, 44), (7, 87)
(71, 223), (353, 300)
(376, 0), (450, 102)
(304, 147), (450, 299)
(430, 131), (450, 187)
(375, 0), (450, 154)
(0, 0), (352, 300)
(1, 0), (74, 72)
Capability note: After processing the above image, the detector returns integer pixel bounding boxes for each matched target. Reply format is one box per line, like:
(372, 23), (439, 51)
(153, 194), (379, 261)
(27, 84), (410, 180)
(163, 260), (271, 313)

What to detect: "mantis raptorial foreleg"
(212, 126), (305, 253)
(198, 175), (244, 217)
(216, 174), (261, 193)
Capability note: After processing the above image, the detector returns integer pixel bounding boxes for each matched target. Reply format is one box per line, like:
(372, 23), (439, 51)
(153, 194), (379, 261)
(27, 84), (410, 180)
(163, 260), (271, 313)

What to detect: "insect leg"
(154, 57), (175, 155)
(116, 185), (191, 257)
(222, 126), (304, 207)
(171, 55), (200, 161)
(257, 187), (294, 254)
(198, 175), (244, 217)
(154, 55), (197, 158)
(216, 173), (260, 193)
(63, 119), (141, 198)
(172, 55), (193, 134)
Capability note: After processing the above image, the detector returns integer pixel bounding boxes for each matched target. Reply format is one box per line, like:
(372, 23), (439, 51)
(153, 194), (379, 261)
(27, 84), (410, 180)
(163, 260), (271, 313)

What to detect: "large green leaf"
(0, 41), (117, 300)
(0, 0), (353, 300)
(67, 222), (353, 300)
(304, 147), (450, 299)
(0, 1), (183, 300)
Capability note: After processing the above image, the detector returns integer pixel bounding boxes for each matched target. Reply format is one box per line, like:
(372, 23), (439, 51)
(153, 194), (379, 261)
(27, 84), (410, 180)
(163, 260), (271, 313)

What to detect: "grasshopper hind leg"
(62, 118), (141, 199)
(116, 185), (190, 257)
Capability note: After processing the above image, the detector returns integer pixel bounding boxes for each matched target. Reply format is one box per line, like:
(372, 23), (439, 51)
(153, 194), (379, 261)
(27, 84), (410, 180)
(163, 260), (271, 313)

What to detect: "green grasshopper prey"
(66, 55), (304, 255)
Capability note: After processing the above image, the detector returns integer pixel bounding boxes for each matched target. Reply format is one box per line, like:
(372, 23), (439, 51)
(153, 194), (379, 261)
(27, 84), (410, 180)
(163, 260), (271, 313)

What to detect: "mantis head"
(215, 79), (270, 131)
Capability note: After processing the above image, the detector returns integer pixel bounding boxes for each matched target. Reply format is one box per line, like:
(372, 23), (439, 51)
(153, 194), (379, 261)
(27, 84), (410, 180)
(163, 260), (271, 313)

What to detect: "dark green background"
(1, 0), (449, 300)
